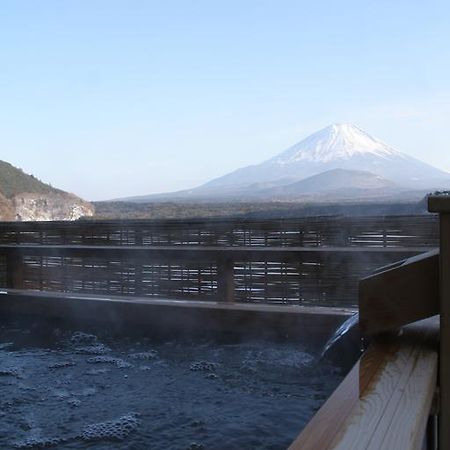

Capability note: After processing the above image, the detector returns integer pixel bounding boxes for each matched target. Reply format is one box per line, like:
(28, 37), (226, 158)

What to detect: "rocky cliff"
(0, 160), (94, 221)
(13, 192), (94, 221)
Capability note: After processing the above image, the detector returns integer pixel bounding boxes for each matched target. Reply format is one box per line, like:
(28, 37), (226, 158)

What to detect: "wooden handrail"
(289, 317), (438, 450)
(0, 215), (439, 249)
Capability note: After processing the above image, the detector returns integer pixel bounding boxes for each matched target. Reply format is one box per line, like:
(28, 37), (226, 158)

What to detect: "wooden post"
(134, 228), (143, 296)
(217, 257), (234, 302)
(428, 194), (450, 450)
(6, 251), (24, 289)
(439, 213), (450, 450)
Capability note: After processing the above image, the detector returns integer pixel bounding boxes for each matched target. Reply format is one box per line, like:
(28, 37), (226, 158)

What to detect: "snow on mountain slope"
(270, 123), (400, 164)
(201, 124), (450, 191)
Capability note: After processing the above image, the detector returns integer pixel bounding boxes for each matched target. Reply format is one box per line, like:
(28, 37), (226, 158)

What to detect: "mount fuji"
(122, 123), (450, 202)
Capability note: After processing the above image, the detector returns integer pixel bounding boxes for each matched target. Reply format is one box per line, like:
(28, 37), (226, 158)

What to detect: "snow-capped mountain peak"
(273, 123), (402, 164)
(196, 122), (450, 192)
(119, 123), (450, 203)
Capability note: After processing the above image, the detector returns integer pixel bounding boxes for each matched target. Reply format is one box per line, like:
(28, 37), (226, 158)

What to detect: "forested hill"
(0, 160), (94, 221)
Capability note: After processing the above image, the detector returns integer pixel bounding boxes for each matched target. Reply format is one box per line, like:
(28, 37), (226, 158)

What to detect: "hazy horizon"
(1, 1), (449, 201)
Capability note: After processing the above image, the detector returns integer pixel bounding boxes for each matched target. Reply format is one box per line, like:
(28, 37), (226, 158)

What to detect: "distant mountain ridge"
(116, 123), (450, 203)
(256, 168), (402, 200)
(0, 160), (94, 221)
(202, 123), (449, 191)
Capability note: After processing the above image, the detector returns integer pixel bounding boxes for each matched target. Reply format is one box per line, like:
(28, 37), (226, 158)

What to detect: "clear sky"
(0, 1), (449, 200)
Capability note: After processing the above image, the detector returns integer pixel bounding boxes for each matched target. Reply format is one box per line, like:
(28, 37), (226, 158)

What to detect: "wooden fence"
(0, 215), (438, 248)
(0, 245), (430, 308)
(0, 215), (438, 307)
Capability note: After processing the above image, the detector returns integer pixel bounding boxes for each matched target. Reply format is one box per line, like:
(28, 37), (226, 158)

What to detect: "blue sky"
(0, 1), (449, 200)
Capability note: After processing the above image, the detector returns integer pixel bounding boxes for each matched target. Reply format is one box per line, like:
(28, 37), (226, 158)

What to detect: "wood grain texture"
(369, 350), (437, 450)
(290, 318), (438, 450)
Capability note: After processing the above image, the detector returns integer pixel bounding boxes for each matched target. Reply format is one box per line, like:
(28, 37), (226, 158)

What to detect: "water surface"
(0, 324), (344, 449)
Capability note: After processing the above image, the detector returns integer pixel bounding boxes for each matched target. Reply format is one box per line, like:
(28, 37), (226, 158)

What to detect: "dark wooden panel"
(0, 245), (427, 307)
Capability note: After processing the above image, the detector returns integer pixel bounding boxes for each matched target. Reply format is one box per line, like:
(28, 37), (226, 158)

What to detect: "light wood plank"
(291, 318), (438, 450)
(331, 344), (417, 450)
(370, 350), (437, 450)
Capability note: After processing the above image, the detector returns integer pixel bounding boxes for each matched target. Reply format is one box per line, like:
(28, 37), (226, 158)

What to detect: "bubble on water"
(70, 332), (98, 345)
(205, 373), (218, 380)
(81, 413), (140, 442)
(75, 344), (111, 355)
(189, 361), (220, 372)
(86, 356), (132, 369)
(129, 350), (158, 360)
(68, 398), (81, 408)
(13, 435), (69, 449)
(48, 361), (76, 370)
(0, 366), (21, 377)
(186, 442), (205, 450)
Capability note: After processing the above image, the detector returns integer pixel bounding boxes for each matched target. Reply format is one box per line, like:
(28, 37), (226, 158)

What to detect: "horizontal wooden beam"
(0, 244), (429, 264)
(0, 288), (355, 316)
(0, 214), (438, 229)
(359, 249), (439, 336)
(0, 289), (355, 344)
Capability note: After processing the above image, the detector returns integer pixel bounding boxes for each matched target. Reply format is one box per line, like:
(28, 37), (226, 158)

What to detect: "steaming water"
(0, 324), (344, 450)
(320, 313), (359, 359)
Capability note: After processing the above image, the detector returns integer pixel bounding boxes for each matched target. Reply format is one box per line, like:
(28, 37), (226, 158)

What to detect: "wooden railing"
(0, 215), (437, 307)
(0, 215), (438, 248)
(0, 244), (428, 307)
(290, 317), (439, 450)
